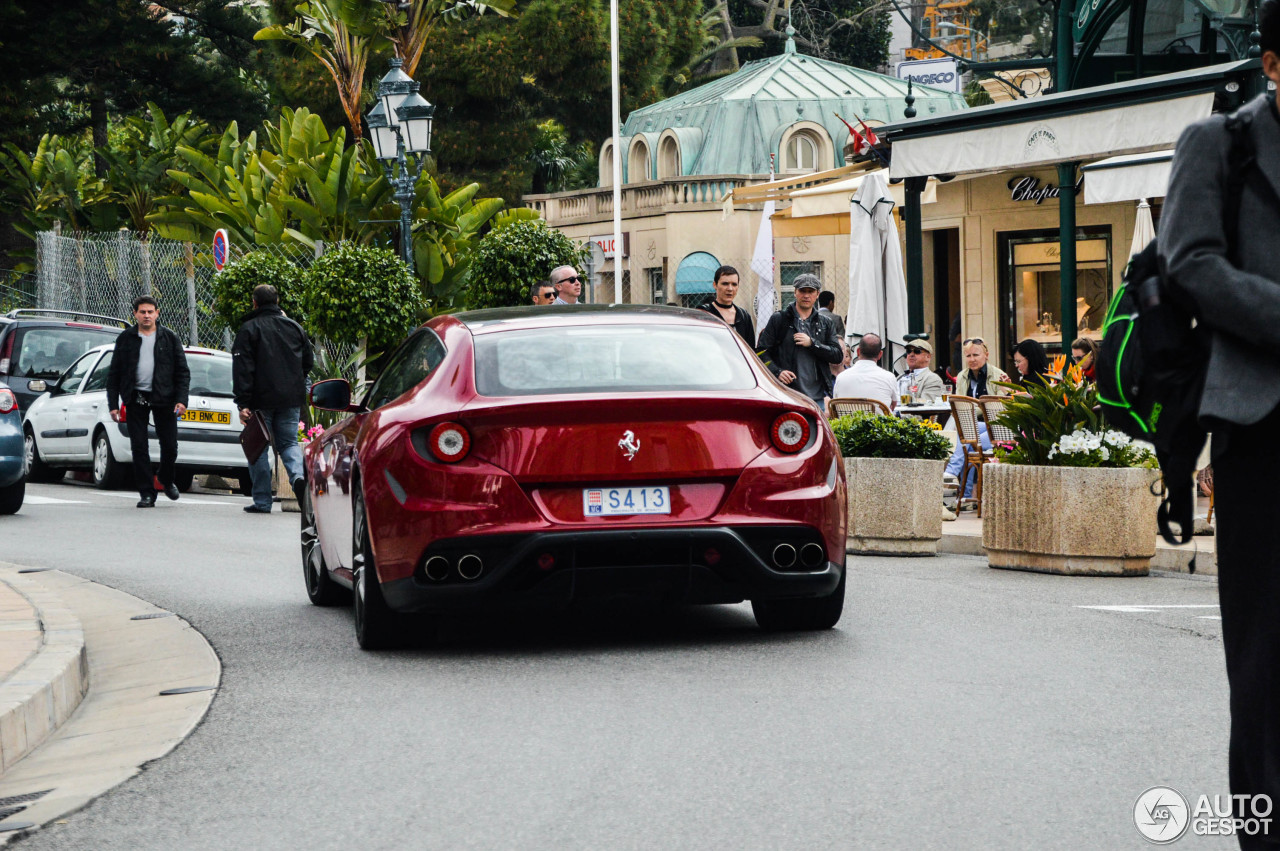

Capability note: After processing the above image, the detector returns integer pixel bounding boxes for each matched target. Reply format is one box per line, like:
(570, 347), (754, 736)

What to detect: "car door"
(35, 352), (97, 460)
(61, 350), (110, 462)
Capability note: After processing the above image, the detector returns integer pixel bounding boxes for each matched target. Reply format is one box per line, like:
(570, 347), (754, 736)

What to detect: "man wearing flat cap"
(897, 338), (945, 403)
(756, 274), (843, 408)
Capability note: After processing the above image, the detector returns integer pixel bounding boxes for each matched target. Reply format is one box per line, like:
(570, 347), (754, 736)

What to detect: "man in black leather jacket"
(755, 274), (843, 408)
(107, 296), (190, 507)
(232, 285), (314, 514)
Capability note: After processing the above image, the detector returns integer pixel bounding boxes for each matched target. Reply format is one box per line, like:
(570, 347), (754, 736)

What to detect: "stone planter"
(845, 456), (946, 556)
(982, 464), (1160, 576)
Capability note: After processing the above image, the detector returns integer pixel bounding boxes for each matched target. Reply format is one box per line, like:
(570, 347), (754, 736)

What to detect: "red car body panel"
(305, 306), (847, 612)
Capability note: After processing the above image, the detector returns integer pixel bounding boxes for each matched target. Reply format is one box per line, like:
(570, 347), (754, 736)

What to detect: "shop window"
(999, 228), (1112, 357)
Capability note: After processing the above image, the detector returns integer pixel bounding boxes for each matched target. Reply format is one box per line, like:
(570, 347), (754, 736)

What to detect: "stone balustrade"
(526, 175), (761, 226)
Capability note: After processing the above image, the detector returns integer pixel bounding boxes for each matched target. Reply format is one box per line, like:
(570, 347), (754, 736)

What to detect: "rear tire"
(0, 478), (24, 515)
(751, 569), (846, 632)
(302, 483), (347, 607)
(23, 429), (63, 484)
(92, 430), (126, 489)
(352, 486), (420, 649)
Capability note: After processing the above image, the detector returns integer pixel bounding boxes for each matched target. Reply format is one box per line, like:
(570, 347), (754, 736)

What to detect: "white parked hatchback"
(22, 344), (250, 491)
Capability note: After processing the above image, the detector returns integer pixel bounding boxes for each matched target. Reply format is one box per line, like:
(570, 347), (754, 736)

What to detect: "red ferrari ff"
(302, 305), (847, 649)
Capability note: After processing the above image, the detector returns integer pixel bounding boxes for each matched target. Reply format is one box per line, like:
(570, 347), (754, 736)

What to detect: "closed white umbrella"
(1130, 198), (1156, 258)
(846, 171), (910, 363)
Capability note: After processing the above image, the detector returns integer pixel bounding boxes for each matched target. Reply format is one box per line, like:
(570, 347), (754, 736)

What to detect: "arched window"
(657, 135), (681, 179)
(785, 132), (819, 173)
(599, 140), (615, 188)
(627, 139), (652, 183)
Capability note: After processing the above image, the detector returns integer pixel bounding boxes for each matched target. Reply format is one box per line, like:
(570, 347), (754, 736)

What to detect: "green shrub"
(830, 412), (951, 461)
(301, 244), (425, 351)
(212, 252), (306, 328)
(466, 219), (587, 310)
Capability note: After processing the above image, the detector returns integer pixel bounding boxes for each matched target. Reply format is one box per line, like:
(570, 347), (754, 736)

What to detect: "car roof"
(77, 343), (230, 358)
(452, 303), (724, 335)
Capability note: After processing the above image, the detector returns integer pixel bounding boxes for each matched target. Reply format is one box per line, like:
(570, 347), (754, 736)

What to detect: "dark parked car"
(0, 310), (128, 413)
(0, 381), (23, 514)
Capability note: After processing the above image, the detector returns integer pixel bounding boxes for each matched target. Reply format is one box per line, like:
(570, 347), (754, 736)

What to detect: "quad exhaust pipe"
(800, 542), (826, 569)
(457, 553), (484, 581)
(423, 555), (450, 582)
(770, 542), (825, 570)
(771, 543), (797, 569)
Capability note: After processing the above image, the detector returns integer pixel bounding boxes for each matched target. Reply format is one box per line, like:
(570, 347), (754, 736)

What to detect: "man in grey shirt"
(756, 274), (843, 408)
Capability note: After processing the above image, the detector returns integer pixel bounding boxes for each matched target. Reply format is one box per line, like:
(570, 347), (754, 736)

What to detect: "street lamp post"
(366, 58), (436, 267)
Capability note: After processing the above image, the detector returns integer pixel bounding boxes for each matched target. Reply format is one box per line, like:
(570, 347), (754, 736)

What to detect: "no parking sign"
(212, 229), (229, 271)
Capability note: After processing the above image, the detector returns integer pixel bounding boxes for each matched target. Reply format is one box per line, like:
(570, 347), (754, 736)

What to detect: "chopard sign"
(1008, 175), (1085, 204)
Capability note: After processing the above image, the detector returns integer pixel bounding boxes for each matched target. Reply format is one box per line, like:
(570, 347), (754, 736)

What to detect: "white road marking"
(1078, 605), (1219, 613)
(93, 492), (241, 506)
(1197, 616), (1223, 621)
(22, 496), (89, 505)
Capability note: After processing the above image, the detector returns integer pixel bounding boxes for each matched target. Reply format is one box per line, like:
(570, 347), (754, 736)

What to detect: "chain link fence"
(0, 270), (38, 313)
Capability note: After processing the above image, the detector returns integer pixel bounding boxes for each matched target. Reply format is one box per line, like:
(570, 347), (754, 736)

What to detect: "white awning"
(788, 169), (936, 218)
(888, 92), (1212, 179)
(1080, 150), (1174, 204)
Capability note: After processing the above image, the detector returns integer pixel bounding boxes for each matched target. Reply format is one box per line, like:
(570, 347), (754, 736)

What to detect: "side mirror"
(27, 379), (47, 393)
(310, 378), (353, 412)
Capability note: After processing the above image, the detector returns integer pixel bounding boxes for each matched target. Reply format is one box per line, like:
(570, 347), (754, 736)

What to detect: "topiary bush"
(212, 252), (307, 328)
(466, 219), (587, 309)
(830, 412), (951, 461)
(301, 244), (425, 351)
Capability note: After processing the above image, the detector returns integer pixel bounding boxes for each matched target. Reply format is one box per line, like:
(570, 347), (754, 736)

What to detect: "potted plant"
(831, 412), (951, 555)
(984, 359), (1160, 576)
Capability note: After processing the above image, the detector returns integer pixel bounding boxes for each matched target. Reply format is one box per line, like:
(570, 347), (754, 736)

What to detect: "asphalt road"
(3, 480), (1233, 850)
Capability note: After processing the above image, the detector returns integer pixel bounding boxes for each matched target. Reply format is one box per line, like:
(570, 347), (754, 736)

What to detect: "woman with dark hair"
(1070, 336), (1100, 382)
(1011, 339), (1051, 388)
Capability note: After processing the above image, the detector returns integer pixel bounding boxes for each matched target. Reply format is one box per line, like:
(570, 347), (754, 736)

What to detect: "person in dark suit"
(696, 265), (755, 345)
(1161, 5), (1280, 843)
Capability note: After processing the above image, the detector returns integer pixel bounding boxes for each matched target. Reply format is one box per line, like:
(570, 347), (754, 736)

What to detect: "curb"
(937, 531), (1216, 576)
(0, 570), (88, 775)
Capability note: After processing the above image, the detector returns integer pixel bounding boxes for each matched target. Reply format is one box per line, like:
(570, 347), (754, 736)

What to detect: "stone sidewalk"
(939, 496), (1217, 575)
(0, 565), (219, 841)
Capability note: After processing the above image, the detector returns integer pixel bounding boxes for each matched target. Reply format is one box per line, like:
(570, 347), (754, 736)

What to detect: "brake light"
(0, 331), (12, 373)
(65, 322), (104, 329)
(0, 389), (15, 414)
(770, 412), (810, 453)
(116, 404), (127, 423)
(427, 422), (471, 463)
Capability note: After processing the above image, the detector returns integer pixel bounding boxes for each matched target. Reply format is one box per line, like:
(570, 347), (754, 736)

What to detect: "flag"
(834, 113), (872, 157)
(853, 114), (880, 148)
(752, 170), (776, 337)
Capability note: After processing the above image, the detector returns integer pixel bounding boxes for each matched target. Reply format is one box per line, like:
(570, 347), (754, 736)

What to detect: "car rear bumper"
(379, 525), (843, 614)
(112, 423), (246, 469)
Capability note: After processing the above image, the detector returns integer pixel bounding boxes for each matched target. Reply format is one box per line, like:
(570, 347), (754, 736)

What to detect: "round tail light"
(0, 389), (15, 415)
(428, 422), (471, 463)
(770, 412), (810, 454)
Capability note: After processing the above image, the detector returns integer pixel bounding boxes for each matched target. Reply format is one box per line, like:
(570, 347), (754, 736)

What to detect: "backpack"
(1096, 110), (1256, 545)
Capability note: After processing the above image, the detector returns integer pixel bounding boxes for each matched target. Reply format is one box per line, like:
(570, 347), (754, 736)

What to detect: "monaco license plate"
(181, 409), (231, 425)
(583, 486), (671, 516)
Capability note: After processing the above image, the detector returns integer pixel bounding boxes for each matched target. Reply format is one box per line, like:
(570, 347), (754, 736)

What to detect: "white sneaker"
(942, 506), (957, 521)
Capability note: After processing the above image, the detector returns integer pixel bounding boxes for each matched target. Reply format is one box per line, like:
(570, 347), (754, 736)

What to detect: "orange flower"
(1051, 354), (1067, 377)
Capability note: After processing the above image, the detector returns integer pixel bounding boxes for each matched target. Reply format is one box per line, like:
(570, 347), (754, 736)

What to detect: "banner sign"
(896, 58), (960, 93)
(589, 232), (629, 259)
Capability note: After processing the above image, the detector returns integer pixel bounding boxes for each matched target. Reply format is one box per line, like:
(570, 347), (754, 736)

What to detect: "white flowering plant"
(1044, 428), (1155, 468)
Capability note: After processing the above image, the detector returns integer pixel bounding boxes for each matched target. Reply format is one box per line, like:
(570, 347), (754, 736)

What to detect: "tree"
(724, 0), (892, 71)
(466, 218), (585, 309)
(302, 243), (426, 349)
(212, 252), (308, 329)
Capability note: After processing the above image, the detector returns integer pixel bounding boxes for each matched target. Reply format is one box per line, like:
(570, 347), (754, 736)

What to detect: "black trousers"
(126, 396), (178, 496)
(1214, 405), (1280, 849)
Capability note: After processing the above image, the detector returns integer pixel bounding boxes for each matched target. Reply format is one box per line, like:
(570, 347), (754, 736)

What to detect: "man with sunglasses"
(550, 266), (583, 305)
(531, 280), (556, 305)
(897, 338), (944, 403)
(954, 338), (1009, 398)
(756, 274), (843, 408)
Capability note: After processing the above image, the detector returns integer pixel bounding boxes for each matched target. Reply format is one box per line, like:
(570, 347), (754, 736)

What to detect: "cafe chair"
(948, 395), (990, 516)
(978, 396), (1019, 446)
(827, 397), (892, 419)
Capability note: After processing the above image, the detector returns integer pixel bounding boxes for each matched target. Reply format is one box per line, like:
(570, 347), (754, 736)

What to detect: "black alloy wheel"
(23, 428), (64, 484)
(751, 569), (846, 632)
(301, 482), (347, 607)
(352, 485), (415, 650)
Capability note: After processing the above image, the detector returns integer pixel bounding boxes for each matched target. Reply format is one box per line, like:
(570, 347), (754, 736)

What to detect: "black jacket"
(232, 305), (314, 410)
(696, 300), (756, 346)
(756, 304), (843, 396)
(106, 325), (189, 411)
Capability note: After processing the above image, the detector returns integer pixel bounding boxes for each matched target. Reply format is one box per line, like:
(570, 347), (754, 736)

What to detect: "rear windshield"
(187, 356), (234, 397)
(12, 327), (119, 379)
(474, 325), (756, 396)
